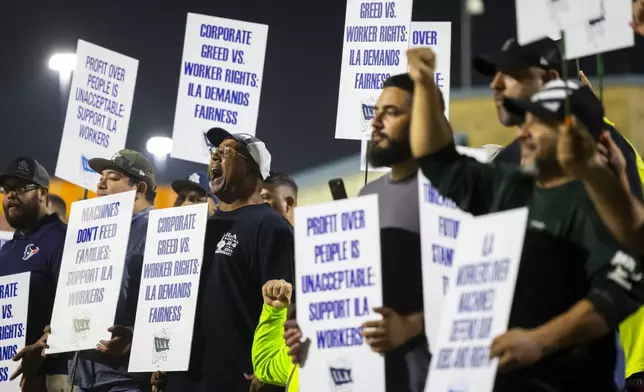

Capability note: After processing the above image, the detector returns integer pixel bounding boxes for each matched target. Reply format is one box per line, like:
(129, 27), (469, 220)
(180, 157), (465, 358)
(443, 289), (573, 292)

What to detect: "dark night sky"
(1, 0), (642, 184)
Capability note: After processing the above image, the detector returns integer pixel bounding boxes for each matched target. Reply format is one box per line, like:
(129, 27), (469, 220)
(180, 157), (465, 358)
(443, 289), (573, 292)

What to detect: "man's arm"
(407, 48), (517, 215)
(252, 305), (292, 386)
(533, 206), (644, 353)
(582, 165), (644, 253)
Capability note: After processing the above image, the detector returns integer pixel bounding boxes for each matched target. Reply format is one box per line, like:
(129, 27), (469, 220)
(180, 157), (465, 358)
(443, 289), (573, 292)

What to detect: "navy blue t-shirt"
(168, 203), (294, 392)
(0, 213), (67, 374)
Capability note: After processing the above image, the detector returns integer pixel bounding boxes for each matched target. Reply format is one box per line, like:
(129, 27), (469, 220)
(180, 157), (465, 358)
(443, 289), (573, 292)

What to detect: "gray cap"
(0, 157), (50, 187)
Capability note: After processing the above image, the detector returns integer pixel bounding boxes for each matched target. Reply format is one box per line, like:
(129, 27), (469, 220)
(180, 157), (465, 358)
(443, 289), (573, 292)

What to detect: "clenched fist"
(262, 280), (292, 310)
(407, 47), (437, 87)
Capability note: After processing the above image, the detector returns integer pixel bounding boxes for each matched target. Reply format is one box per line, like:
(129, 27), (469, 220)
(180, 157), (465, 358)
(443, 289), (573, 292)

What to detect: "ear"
(545, 69), (559, 82)
(136, 182), (148, 198)
(284, 195), (296, 212)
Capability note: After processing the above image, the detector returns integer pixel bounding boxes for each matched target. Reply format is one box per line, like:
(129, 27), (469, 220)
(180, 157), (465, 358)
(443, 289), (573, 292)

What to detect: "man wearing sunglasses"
(0, 157), (69, 391)
(166, 128), (294, 392)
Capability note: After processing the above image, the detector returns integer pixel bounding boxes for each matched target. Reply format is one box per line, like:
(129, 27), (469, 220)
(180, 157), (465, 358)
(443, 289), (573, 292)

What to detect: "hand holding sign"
(360, 307), (413, 354)
(262, 280), (292, 310)
(631, 0), (644, 35)
(489, 328), (544, 372)
(10, 325), (50, 381)
(96, 325), (133, 355)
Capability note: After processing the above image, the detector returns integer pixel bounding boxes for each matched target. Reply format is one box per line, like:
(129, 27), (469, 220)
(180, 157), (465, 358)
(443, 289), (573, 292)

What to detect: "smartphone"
(328, 178), (348, 200)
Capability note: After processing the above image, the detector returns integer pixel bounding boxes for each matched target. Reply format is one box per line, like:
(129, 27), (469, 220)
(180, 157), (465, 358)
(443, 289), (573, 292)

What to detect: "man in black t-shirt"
(166, 128), (293, 392)
(408, 47), (644, 391)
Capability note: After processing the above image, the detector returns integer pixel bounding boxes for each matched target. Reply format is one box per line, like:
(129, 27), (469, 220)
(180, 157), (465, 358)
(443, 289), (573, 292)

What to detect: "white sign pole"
(425, 208), (529, 392)
(0, 272), (30, 392)
(55, 40), (138, 192)
(171, 13), (269, 164)
(46, 191), (136, 354)
(129, 203), (209, 372)
(335, 0), (413, 140)
(295, 194), (384, 392)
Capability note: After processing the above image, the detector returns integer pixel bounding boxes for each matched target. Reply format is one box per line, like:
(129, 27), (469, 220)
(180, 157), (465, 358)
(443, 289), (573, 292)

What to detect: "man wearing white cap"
(166, 128), (294, 392)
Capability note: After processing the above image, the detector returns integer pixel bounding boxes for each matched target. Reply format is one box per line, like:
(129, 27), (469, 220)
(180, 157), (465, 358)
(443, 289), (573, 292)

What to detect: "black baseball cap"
(172, 172), (218, 203)
(503, 79), (604, 140)
(0, 157), (50, 187)
(473, 37), (562, 76)
(88, 149), (156, 189)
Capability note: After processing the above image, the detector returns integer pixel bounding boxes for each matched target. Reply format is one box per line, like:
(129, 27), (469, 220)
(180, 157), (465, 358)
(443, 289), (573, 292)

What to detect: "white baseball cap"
(206, 128), (272, 181)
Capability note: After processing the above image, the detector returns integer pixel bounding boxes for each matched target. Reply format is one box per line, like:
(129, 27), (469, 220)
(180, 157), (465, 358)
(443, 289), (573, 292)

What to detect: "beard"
(3, 199), (41, 231)
(368, 131), (412, 168)
(500, 107), (525, 127)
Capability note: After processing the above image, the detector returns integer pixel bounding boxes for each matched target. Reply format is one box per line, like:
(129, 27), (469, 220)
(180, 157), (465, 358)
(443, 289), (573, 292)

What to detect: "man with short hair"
(408, 46), (644, 391)
(261, 173), (297, 226)
(48, 194), (67, 223)
(286, 74), (430, 392)
(67, 149), (157, 392)
(172, 172), (218, 217)
(167, 128), (293, 392)
(0, 157), (69, 391)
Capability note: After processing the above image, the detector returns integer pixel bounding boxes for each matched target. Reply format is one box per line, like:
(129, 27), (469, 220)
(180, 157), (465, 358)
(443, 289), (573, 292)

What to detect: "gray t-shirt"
(358, 172), (419, 233)
(358, 171), (429, 392)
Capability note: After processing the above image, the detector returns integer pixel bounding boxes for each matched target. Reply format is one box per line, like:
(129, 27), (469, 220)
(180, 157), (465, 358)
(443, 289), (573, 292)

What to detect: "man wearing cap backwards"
(165, 128), (294, 392)
(0, 157), (69, 392)
(408, 47), (644, 391)
(59, 149), (156, 392)
(172, 172), (218, 217)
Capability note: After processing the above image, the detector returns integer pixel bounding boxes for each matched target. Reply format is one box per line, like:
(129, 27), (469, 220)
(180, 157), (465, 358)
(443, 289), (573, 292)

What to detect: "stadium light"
(146, 137), (173, 157)
(48, 53), (77, 73)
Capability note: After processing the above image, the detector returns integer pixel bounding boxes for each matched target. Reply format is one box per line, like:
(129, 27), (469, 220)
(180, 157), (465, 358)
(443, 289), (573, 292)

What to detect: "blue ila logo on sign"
(81, 156), (96, 173)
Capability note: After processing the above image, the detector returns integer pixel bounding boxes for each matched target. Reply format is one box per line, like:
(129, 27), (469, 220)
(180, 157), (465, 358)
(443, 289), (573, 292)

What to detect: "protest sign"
(55, 40), (138, 192)
(547, 0), (603, 30)
(0, 272), (30, 391)
(516, 0), (634, 59)
(335, 0), (413, 140)
(359, 21), (451, 172)
(419, 146), (489, 350)
(171, 13), (269, 164)
(425, 207), (528, 392)
(0, 232), (13, 250)
(129, 203), (208, 372)
(563, 0), (634, 59)
(46, 191), (136, 354)
(295, 194), (384, 392)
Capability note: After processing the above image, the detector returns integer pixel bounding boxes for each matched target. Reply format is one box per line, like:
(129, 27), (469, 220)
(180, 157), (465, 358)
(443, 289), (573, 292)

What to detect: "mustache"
(371, 130), (390, 142)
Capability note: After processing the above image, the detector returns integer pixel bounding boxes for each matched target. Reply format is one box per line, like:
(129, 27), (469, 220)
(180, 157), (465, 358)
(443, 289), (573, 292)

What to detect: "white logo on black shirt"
(608, 251), (643, 291)
(215, 232), (239, 256)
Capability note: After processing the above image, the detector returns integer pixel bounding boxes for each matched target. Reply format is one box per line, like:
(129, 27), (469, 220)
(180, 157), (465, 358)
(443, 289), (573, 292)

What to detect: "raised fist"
(262, 280), (292, 310)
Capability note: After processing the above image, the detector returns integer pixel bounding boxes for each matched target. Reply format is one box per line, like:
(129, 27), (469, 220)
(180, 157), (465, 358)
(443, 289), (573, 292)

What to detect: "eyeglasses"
(0, 185), (40, 196)
(210, 146), (248, 161)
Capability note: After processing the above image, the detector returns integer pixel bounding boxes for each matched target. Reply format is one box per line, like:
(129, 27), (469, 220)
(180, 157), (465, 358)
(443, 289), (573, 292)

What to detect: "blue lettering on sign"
(456, 260), (510, 286)
(435, 346), (491, 369)
(316, 326), (364, 349)
(423, 183), (457, 208)
(301, 267), (375, 293)
(412, 30), (438, 46)
(432, 244), (454, 266)
(438, 217), (460, 239)
(457, 289), (495, 313)
(0, 323), (24, 340)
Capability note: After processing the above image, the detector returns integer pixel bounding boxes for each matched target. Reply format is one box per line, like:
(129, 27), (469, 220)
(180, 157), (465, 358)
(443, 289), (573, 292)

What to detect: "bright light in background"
(466, 0), (484, 15)
(146, 137), (173, 157)
(48, 53), (77, 73)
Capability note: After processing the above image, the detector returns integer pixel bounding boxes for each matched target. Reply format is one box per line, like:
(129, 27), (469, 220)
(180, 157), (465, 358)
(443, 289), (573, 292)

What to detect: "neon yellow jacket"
(602, 118), (644, 378)
(252, 304), (299, 392)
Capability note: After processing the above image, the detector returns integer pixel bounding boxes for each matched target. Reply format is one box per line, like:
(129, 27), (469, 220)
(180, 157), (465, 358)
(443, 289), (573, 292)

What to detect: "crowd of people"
(3, 2), (644, 392)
